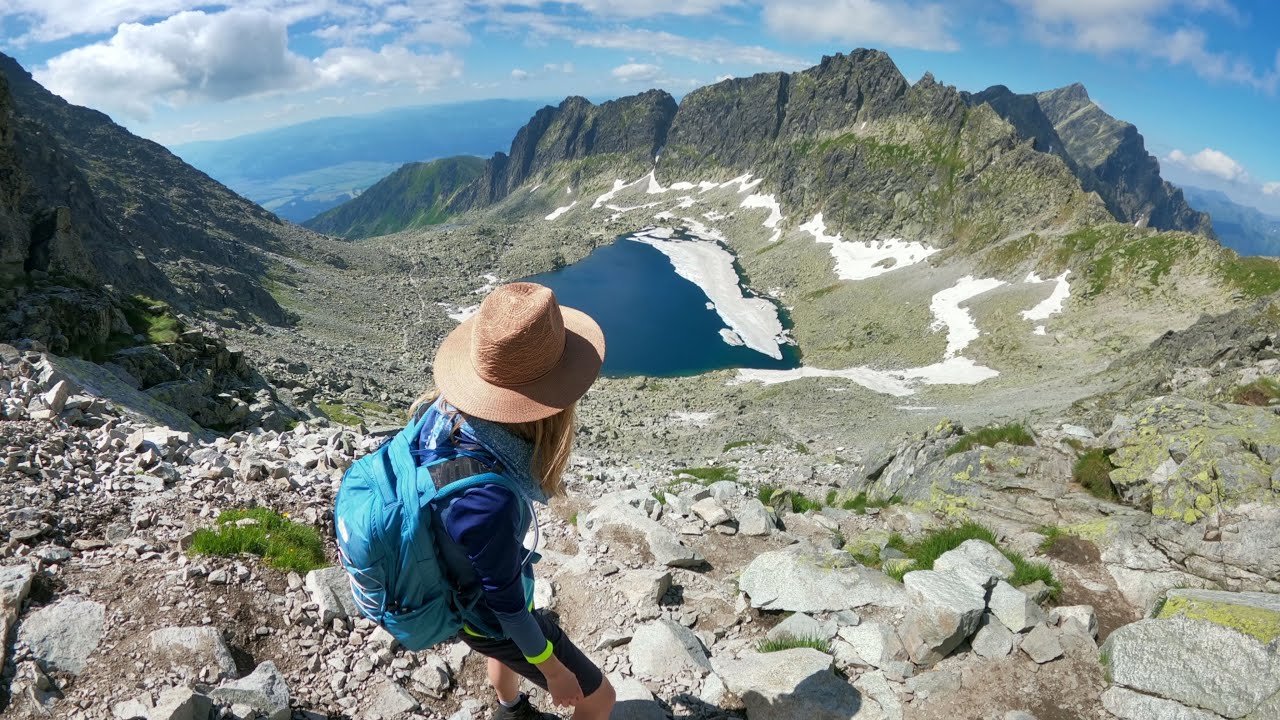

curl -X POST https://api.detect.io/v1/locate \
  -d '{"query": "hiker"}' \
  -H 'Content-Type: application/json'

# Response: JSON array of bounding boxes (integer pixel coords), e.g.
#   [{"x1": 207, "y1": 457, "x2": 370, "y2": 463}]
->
[{"x1": 336, "y1": 282, "x2": 613, "y2": 720}]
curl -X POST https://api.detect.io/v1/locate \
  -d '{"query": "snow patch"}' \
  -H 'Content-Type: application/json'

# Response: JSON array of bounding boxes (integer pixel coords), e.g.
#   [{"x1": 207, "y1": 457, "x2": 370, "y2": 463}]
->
[
  {"x1": 733, "y1": 357, "x2": 999, "y2": 396},
  {"x1": 719, "y1": 174, "x2": 762, "y2": 193},
  {"x1": 799, "y1": 213, "x2": 938, "y2": 281},
  {"x1": 545, "y1": 202, "x2": 577, "y2": 221},
  {"x1": 630, "y1": 228, "x2": 786, "y2": 359},
  {"x1": 592, "y1": 179, "x2": 633, "y2": 209},
  {"x1": 1021, "y1": 271, "x2": 1072, "y2": 322},
  {"x1": 720, "y1": 328, "x2": 745, "y2": 346},
  {"x1": 930, "y1": 276, "x2": 1006, "y2": 358},
  {"x1": 439, "y1": 303, "x2": 480, "y2": 323},
  {"x1": 671, "y1": 411, "x2": 717, "y2": 426},
  {"x1": 646, "y1": 170, "x2": 666, "y2": 194},
  {"x1": 740, "y1": 194, "x2": 784, "y2": 228}
]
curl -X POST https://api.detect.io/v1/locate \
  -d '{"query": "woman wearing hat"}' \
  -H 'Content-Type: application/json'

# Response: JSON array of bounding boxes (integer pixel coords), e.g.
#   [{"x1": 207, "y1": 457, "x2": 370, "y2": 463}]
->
[{"x1": 414, "y1": 282, "x2": 614, "y2": 720}]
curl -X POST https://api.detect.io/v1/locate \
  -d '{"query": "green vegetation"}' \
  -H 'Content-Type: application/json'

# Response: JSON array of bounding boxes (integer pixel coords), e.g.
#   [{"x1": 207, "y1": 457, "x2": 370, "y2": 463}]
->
[
  {"x1": 673, "y1": 466, "x2": 738, "y2": 484},
  {"x1": 305, "y1": 156, "x2": 485, "y2": 238},
  {"x1": 1156, "y1": 594, "x2": 1280, "y2": 643},
  {"x1": 317, "y1": 401, "x2": 362, "y2": 426},
  {"x1": 1231, "y1": 378, "x2": 1280, "y2": 406},
  {"x1": 793, "y1": 442, "x2": 810, "y2": 455},
  {"x1": 881, "y1": 521, "x2": 1061, "y2": 599},
  {"x1": 758, "y1": 484, "x2": 778, "y2": 505},
  {"x1": 122, "y1": 294, "x2": 181, "y2": 344},
  {"x1": 755, "y1": 635, "x2": 832, "y2": 654},
  {"x1": 1036, "y1": 525, "x2": 1067, "y2": 554},
  {"x1": 840, "y1": 492, "x2": 901, "y2": 514},
  {"x1": 804, "y1": 283, "x2": 842, "y2": 301},
  {"x1": 946, "y1": 423, "x2": 1035, "y2": 456},
  {"x1": 1073, "y1": 449, "x2": 1119, "y2": 501},
  {"x1": 189, "y1": 508, "x2": 326, "y2": 573},
  {"x1": 790, "y1": 492, "x2": 822, "y2": 514},
  {"x1": 1219, "y1": 255, "x2": 1280, "y2": 298}
]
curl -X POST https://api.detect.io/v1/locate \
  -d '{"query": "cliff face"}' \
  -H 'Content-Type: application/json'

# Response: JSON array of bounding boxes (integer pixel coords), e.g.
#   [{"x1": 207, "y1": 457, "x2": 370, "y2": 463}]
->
[
  {"x1": 1030, "y1": 83, "x2": 1214, "y2": 236},
  {"x1": 0, "y1": 52, "x2": 315, "y2": 325}
]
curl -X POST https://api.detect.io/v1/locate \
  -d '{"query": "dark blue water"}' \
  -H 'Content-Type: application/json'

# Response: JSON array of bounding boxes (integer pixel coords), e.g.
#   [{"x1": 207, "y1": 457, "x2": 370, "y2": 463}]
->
[{"x1": 525, "y1": 237, "x2": 801, "y2": 377}]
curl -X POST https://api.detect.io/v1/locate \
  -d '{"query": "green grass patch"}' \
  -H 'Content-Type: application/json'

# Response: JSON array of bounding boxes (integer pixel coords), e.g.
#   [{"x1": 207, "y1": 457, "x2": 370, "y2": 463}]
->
[
  {"x1": 883, "y1": 521, "x2": 1061, "y2": 599},
  {"x1": 791, "y1": 492, "x2": 822, "y2": 514},
  {"x1": 673, "y1": 466, "x2": 738, "y2": 484},
  {"x1": 946, "y1": 423, "x2": 1035, "y2": 456},
  {"x1": 838, "y1": 492, "x2": 902, "y2": 514},
  {"x1": 359, "y1": 401, "x2": 391, "y2": 414},
  {"x1": 804, "y1": 283, "x2": 842, "y2": 301},
  {"x1": 755, "y1": 635, "x2": 831, "y2": 654},
  {"x1": 317, "y1": 401, "x2": 362, "y2": 426},
  {"x1": 758, "y1": 484, "x2": 777, "y2": 505},
  {"x1": 189, "y1": 508, "x2": 326, "y2": 573},
  {"x1": 1036, "y1": 525, "x2": 1066, "y2": 554},
  {"x1": 121, "y1": 294, "x2": 181, "y2": 344},
  {"x1": 1219, "y1": 255, "x2": 1280, "y2": 298},
  {"x1": 1073, "y1": 449, "x2": 1119, "y2": 501},
  {"x1": 1231, "y1": 378, "x2": 1280, "y2": 406},
  {"x1": 793, "y1": 442, "x2": 810, "y2": 455}
]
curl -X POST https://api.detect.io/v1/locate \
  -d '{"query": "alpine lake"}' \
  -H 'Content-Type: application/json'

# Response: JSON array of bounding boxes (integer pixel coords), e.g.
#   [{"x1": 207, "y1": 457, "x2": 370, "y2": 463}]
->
[{"x1": 524, "y1": 233, "x2": 801, "y2": 377}]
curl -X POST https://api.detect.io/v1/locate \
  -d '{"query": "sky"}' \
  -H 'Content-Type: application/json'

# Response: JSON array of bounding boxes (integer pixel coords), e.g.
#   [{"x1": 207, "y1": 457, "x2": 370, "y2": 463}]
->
[{"x1": 1, "y1": 0, "x2": 1278, "y2": 215}]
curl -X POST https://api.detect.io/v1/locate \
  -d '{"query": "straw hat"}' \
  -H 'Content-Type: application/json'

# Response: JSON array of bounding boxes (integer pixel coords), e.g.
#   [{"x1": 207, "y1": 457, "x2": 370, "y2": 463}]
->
[{"x1": 433, "y1": 282, "x2": 605, "y2": 423}]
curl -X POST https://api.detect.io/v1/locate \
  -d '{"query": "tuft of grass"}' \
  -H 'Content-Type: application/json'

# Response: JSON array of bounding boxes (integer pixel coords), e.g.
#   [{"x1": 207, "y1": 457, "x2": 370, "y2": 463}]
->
[
  {"x1": 792, "y1": 442, "x2": 810, "y2": 455},
  {"x1": 1036, "y1": 525, "x2": 1066, "y2": 554},
  {"x1": 1231, "y1": 378, "x2": 1280, "y2": 406},
  {"x1": 1073, "y1": 449, "x2": 1119, "y2": 502},
  {"x1": 790, "y1": 492, "x2": 822, "y2": 513},
  {"x1": 652, "y1": 490, "x2": 667, "y2": 506},
  {"x1": 755, "y1": 635, "x2": 831, "y2": 654},
  {"x1": 568, "y1": 512, "x2": 578, "y2": 526},
  {"x1": 946, "y1": 423, "x2": 1035, "y2": 456},
  {"x1": 673, "y1": 466, "x2": 738, "y2": 484},
  {"x1": 825, "y1": 489, "x2": 839, "y2": 506},
  {"x1": 839, "y1": 492, "x2": 902, "y2": 515},
  {"x1": 758, "y1": 484, "x2": 777, "y2": 505},
  {"x1": 189, "y1": 508, "x2": 326, "y2": 573},
  {"x1": 122, "y1": 294, "x2": 182, "y2": 344},
  {"x1": 317, "y1": 401, "x2": 362, "y2": 426},
  {"x1": 883, "y1": 522, "x2": 1061, "y2": 599}
]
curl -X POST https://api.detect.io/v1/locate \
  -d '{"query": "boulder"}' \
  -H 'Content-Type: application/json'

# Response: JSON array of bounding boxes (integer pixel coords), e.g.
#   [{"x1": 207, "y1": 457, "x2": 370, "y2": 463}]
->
[
  {"x1": 836, "y1": 622, "x2": 906, "y2": 668},
  {"x1": 210, "y1": 661, "x2": 290, "y2": 720},
  {"x1": 617, "y1": 569, "x2": 672, "y2": 607},
  {"x1": 150, "y1": 686, "x2": 213, "y2": 720},
  {"x1": 305, "y1": 566, "x2": 361, "y2": 624},
  {"x1": 1020, "y1": 624, "x2": 1063, "y2": 664},
  {"x1": 932, "y1": 539, "x2": 1014, "y2": 590},
  {"x1": 971, "y1": 616, "x2": 1015, "y2": 659},
  {"x1": 0, "y1": 564, "x2": 35, "y2": 672},
  {"x1": 1103, "y1": 614, "x2": 1280, "y2": 718},
  {"x1": 364, "y1": 680, "x2": 419, "y2": 719},
  {"x1": 580, "y1": 501, "x2": 703, "y2": 568},
  {"x1": 900, "y1": 570, "x2": 986, "y2": 666},
  {"x1": 609, "y1": 674, "x2": 668, "y2": 720},
  {"x1": 148, "y1": 627, "x2": 238, "y2": 680},
  {"x1": 629, "y1": 619, "x2": 712, "y2": 680},
  {"x1": 1051, "y1": 605, "x2": 1098, "y2": 639},
  {"x1": 988, "y1": 581, "x2": 1045, "y2": 633},
  {"x1": 410, "y1": 656, "x2": 451, "y2": 698},
  {"x1": 17, "y1": 597, "x2": 106, "y2": 675},
  {"x1": 737, "y1": 499, "x2": 774, "y2": 536},
  {"x1": 740, "y1": 546, "x2": 904, "y2": 613},
  {"x1": 691, "y1": 497, "x2": 732, "y2": 526},
  {"x1": 714, "y1": 648, "x2": 864, "y2": 720},
  {"x1": 1101, "y1": 687, "x2": 1224, "y2": 720},
  {"x1": 768, "y1": 612, "x2": 838, "y2": 643}
]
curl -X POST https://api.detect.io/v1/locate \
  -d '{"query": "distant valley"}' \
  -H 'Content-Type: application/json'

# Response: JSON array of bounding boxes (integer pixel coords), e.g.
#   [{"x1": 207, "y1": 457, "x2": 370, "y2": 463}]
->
[
  {"x1": 170, "y1": 99, "x2": 549, "y2": 221},
  {"x1": 1180, "y1": 185, "x2": 1280, "y2": 257}
]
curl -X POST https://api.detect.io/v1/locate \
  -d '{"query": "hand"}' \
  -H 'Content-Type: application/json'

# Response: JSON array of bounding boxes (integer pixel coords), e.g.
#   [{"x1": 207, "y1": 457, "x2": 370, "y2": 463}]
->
[{"x1": 542, "y1": 658, "x2": 584, "y2": 708}]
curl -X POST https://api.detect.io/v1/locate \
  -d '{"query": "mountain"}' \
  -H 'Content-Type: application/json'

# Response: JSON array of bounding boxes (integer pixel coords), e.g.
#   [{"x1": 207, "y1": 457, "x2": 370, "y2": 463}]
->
[
  {"x1": 1179, "y1": 185, "x2": 1280, "y2": 257},
  {"x1": 303, "y1": 156, "x2": 485, "y2": 238},
  {"x1": 1031, "y1": 84, "x2": 1214, "y2": 236},
  {"x1": 0, "y1": 52, "x2": 321, "y2": 340},
  {"x1": 171, "y1": 100, "x2": 548, "y2": 221}
]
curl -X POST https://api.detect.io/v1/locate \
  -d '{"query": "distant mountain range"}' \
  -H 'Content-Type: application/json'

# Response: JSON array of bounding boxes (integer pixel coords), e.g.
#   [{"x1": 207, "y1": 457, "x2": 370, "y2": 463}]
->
[
  {"x1": 304, "y1": 156, "x2": 485, "y2": 238},
  {"x1": 170, "y1": 99, "x2": 549, "y2": 222},
  {"x1": 1179, "y1": 186, "x2": 1280, "y2": 257}
]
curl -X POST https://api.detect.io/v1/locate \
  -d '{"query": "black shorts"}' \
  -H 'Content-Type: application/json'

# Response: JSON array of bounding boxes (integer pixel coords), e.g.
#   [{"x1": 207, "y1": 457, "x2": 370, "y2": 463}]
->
[{"x1": 457, "y1": 610, "x2": 604, "y2": 697}]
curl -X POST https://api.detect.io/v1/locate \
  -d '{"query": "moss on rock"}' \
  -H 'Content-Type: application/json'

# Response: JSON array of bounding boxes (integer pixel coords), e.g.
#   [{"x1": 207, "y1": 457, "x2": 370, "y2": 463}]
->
[{"x1": 1156, "y1": 589, "x2": 1280, "y2": 644}]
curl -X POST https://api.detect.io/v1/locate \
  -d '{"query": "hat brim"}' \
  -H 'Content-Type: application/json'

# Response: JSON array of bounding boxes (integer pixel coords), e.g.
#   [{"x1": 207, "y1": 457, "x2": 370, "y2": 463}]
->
[{"x1": 433, "y1": 306, "x2": 606, "y2": 423}]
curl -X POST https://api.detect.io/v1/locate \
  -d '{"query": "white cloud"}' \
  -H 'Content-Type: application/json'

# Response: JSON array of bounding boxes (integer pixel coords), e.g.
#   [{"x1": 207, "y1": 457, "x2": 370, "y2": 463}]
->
[
  {"x1": 611, "y1": 62, "x2": 662, "y2": 82},
  {"x1": 543, "y1": 62, "x2": 575, "y2": 73},
  {"x1": 570, "y1": 0, "x2": 741, "y2": 17},
  {"x1": 573, "y1": 28, "x2": 808, "y2": 68},
  {"x1": 34, "y1": 9, "x2": 462, "y2": 120},
  {"x1": 1264, "y1": 182, "x2": 1280, "y2": 197},
  {"x1": 510, "y1": 68, "x2": 530, "y2": 81},
  {"x1": 1008, "y1": 0, "x2": 1278, "y2": 92},
  {"x1": 1167, "y1": 148, "x2": 1250, "y2": 183},
  {"x1": 761, "y1": 0, "x2": 958, "y2": 52}
]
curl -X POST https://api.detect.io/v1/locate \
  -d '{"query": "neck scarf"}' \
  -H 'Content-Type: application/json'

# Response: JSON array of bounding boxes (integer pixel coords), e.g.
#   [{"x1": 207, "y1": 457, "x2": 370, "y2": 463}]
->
[{"x1": 416, "y1": 398, "x2": 550, "y2": 505}]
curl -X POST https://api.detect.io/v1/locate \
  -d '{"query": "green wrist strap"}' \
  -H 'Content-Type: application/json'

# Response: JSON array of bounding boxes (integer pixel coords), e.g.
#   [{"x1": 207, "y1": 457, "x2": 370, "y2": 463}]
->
[{"x1": 526, "y1": 640, "x2": 554, "y2": 665}]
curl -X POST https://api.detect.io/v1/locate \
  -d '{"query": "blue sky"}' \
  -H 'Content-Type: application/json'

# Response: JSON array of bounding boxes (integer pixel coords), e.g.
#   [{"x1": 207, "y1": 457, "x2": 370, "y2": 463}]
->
[{"x1": 2, "y1": 0, "x2": 1278, "y2": 214}]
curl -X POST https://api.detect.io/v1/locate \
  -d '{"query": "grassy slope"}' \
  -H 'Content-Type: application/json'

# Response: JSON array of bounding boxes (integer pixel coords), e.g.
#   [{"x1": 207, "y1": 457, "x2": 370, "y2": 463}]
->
[{"x1": 304, "y1": 156, "x2": 486, "y2": 239}]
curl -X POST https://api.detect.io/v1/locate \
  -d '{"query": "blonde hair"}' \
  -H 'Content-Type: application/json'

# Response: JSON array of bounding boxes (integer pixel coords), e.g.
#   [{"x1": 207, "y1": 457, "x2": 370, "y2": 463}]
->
[{"x1": 410, "y1": 390, "x2": 576, "y2": 498}]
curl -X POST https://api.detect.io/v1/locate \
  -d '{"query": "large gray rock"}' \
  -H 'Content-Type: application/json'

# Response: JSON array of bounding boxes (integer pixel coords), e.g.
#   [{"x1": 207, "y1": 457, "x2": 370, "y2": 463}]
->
[
  {"x1": 150, "y1": 686, "x2": 213, "y2": 720},
  {"x1": 305, "y1": 566, "x2": 361, "y2": 624},
  {"x1": 210, "y1": 661, "x2": 290, "y2": 720},
  {"x1": 1020, "y1": 624, "x2": 1063, "y2": 664},
  {"x1": 740, "y1": 546, "x2": 904, "y2": 613},
  {"x1": 769, "y1": 612, "x2": 838, "y2": 643},
  {"x1": 0, "y1": 564, "x2": 35, "y2": 673},
  {"x1": 1103, "y1": 615, "x2": 1280, "y2": 718},
  {"x1": 933, "y1": 539, "x2": 1014, "y2": 590},
  {"x1": 971, "y1": 616, "x2": 1015, "y2": 659},
  {"x1": 691, "y1": 497, "x2": 732, "y2": 526},
  {"x1": 837, "y1": 622, "x2": 906, "y2": 668},
  {"x1": 617, "y1": 569, "x2": 672, "y2": 607},
  {"x1": 988, "y1": 581, "x2": 1045, "y2": 633},
  {"x1": 580, "y1": 501, "x2": 703, "y2": 567},
  {"x1": 148, "y1": 627, "x2": 238, "y2": 680},
  {"x1": 714, "y1": 648, "x2": 867, "y2": 720},
  {"x1": 364, "y1": 680, "x2": 419, "y2": 719},
  {"x1": 1101, "y1": 687, "x2": 1225, "y2": 720},
  {"x1": 737, "y1": 498, "x2": 774, "y2": 536},
  {"x1": 900, "y1": 570, "x2": 986, "y2": 666},
  {"x1": 609, "y1": 674, "x2": 668, "y2": 720},
  {"x1": 629, "y1": 619, "x2": 712, "y2": 680},
  {"x1": 1051, "y1": 605, "x2": 1099, "y2": 639},
  {"x1": 17, "y1": 598, "x2": 106, "y2": 675}
]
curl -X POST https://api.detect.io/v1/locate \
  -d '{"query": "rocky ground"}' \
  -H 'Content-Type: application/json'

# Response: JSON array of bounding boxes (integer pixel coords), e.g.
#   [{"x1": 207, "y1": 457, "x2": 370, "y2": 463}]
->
[{"x1": 2, "y1": 279, "x2": 1279, "y2": 719}]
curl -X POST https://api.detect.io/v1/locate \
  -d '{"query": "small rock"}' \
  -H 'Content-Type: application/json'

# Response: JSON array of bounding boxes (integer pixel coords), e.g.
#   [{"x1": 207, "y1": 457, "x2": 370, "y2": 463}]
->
[
  {"x1": 629, "y1": 619, "x2": 712, "y2": 680},
  {"x1": 1021, "y1": 624, "x2": 1063, "y2": 664},
  {"x1": 988, "y1": 581, "x2": 1045, "y2": 633},
  {"x1": 210, "y1": 661, "x2": 290, "y2": 720}
]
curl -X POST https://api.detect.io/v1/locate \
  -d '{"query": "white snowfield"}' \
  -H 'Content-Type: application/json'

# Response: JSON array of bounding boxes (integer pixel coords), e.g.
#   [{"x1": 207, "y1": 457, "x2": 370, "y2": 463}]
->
[
  {"x1": 545, "y1": 202, "x2": 577, "y2": 221},
  {"x1": 440, "y1": 303, "x2": 480, "y2": 323},
  {"x1": 1022, "y1": 271, "x2": 1072, "y2": 335},
  {"x1": 630, "y1": 227, "x2": 787, "y2": 360},
  {"x1": 740, "y1": 193, "x2": 784, "y2": 229},
  {"x1": 799, "y1": 213, "x2": 939, "y2": 281},
  {"x1": 932, "y1": 276, "x2": 1008, "y2": 358}
]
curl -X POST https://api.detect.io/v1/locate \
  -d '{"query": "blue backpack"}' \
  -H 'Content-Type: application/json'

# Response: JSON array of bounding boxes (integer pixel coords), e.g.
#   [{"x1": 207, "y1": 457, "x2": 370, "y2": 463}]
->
[{"x1": 333, "y1": 411, "x2": 525, "y2": 651}]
